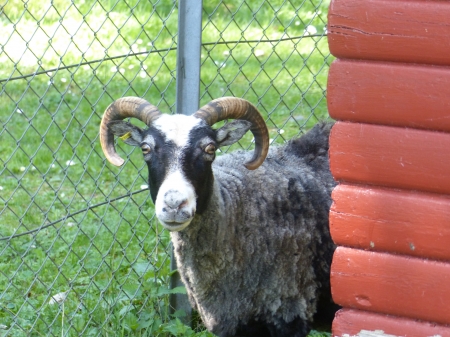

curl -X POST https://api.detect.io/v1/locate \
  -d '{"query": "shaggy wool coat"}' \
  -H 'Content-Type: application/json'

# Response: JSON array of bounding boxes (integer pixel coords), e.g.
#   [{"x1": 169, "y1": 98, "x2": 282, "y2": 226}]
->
[{"x1": 170, "y1": 122, "x2": 336, "y2": 337}]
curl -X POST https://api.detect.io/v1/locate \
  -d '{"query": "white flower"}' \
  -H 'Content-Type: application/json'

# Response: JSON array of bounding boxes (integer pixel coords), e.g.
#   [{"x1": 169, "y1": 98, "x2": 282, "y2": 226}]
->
[
  {"x1": 65, "y1": 160, "x2": 76, "y2": 166},
  {"x1": 67, "y1": 222, "x2": 76, "y2": 227},
  {"x1": 137, "y1": 39, "x2": 143, "y2": 45},
  {"x1": 48, "y1": 291, "x2": 69, "y2": 305},
  {"x1": 16, "y1": 108, "x2": 23, "y2": 114},
  {"x1": 254, "y1": 49, "x2": 265, "y2": 57},
  {"x1": 214, "y1": 61, "x2": 227, "y2": 68},
  {"x1": 0, "y1": 324, "x2": 7, "y2": 330},
  {"x1": 139, "y1": 71, "x2": 146, "y2": 78},
  {"x1": 110, "y1": 66, "x2": 118, "y2": 73},
  {"x1": 20, "y1": 166, "x2": 26, "y2": 172},
  {"x1": 140, "y1": 184, "x2": 149, "y2": 190},
  {"x1": 223, "y1": 50, "x2": 230, "y2": 56},
  {"x1": 305, "y1": 25, "x2": 318, "y2": 36},
  {"x1": 61, "y1": 78, "x2": 67, "y2": 83},
  {"x1": 0, "y1": 186, "x2": 3, "y2": 191}
]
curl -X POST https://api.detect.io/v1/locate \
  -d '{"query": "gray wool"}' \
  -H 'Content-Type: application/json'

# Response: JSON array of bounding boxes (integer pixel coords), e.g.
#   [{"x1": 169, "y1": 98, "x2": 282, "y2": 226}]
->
[{"x1": 170, "y1": 122, "x2": 336, "y2": 337}]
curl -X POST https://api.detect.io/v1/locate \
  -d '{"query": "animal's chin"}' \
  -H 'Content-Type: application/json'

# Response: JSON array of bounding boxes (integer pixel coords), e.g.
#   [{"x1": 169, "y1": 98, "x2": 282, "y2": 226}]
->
[{"x1": 159, "y1": 219, "x2": 193, "y2": 232}]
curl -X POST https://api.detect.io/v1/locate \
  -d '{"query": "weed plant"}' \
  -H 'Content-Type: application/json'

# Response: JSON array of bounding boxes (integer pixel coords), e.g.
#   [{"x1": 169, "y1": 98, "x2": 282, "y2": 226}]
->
[{"x1": 0, "y1": 0, "x2": 332, "y2": 336}]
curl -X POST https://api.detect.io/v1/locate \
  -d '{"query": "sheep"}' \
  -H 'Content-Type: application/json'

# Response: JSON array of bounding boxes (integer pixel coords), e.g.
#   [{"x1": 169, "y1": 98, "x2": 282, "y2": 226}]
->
[{"x1": 99, "y1": 96, "x2": 338, "y2": 337}]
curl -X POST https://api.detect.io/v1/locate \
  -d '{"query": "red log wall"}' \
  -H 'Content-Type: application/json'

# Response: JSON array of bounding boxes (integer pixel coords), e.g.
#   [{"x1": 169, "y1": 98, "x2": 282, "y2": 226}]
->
[{"x1": 327, "y1": 0, "x2": 450, "y2": 335}]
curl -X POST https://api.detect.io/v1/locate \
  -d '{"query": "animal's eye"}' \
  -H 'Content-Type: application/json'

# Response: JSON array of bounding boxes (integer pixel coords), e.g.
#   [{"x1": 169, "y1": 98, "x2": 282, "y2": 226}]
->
[
  {"x1": 204, "y1": 144, "x2": 216, "y2": 155},
  {"x1": 141, "y1": 143, "x2": 151, "y2": 155}
]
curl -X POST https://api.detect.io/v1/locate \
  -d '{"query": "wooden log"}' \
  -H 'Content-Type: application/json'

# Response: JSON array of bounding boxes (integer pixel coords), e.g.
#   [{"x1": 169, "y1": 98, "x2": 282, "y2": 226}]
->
[
  {"x1": 330, "y1": 184, "x2": 450, "y2": 261},
  {"x1": 327, "y1": 59, "x2": 450, "y2": 133},
  {"x1": 329, "y1": 122, "x2": 450, "y2": 194},
  {"x1": 328, "y1": 0, "x2": 450, "y2": 66},
  {"x1": 333, "y1": 308, "x2": 450, "y2": 337},
  {"x1": 331, "y1": 247, "x2": 450, "y2": 325}
]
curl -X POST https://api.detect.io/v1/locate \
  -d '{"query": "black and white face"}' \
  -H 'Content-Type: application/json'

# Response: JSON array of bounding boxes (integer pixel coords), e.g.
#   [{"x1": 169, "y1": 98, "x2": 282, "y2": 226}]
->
[
  {"x1": 145, "y1": 115, "x2": 217, "y2": 231},
  {"x1": 108, "y1": 115, "x2": 251, "y2": 231}
]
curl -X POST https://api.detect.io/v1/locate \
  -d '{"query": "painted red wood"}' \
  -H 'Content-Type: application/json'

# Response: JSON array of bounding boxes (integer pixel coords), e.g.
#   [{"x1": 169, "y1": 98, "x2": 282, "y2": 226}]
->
[
  {"x1": 329, "y1": 122, "x2": 450, "y2": 194},
  {"x1": 331, "y1": 247, "x2": 450, "y2": 325},
  {"x1": 333, "y1": 308, "x2": 450, "y2": 337},
  {"x1": 330, "y1": 184, "x2": 450, "y2": 261},
  {"x1": 328, "y1": 0, "x2": 450, "y2": 66},
  {"x1": 327, "y1": 59, "x2": 450, "y2": 133}
]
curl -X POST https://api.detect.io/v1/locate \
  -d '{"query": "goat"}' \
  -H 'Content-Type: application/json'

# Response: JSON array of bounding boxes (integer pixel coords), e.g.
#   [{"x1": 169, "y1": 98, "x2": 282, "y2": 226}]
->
[{"x1": 99, "y1": 96, "x2": 337, "y2": 337}]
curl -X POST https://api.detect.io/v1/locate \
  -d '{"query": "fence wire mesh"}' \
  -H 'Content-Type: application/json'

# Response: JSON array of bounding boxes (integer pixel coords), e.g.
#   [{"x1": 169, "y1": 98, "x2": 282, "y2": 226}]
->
[{"x1": 0, "y1": 0, "x2": 331, "y2": 336}]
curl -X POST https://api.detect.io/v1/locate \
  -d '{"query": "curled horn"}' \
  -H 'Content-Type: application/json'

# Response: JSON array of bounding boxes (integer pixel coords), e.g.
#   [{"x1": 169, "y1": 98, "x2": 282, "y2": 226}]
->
[
  {"x1": 99, "y1": 96, "x2": 162, "y2": 166},
  {"x1": 193, "y1": 97, "x2": 269, "y2": 170}
]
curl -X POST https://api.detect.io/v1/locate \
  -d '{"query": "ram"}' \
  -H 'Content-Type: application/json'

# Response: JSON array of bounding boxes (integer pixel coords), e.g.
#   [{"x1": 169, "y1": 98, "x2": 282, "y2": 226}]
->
[{"x1": 99, "y1": 96, "x2": 337, "y2": 337}]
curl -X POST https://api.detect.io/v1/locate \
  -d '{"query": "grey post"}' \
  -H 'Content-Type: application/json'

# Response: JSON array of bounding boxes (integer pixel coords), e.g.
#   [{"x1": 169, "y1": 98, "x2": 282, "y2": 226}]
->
[
  {"x1": 175, "y1": 0, "x2": 203, "y2": 116},
  {"x1": 170, "y1": 0, "x2": 203, "y2": 324}
]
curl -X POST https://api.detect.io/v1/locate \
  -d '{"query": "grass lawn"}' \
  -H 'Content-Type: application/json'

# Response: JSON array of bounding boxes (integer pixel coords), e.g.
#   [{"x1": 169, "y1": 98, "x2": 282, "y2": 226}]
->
[{"x1": 0, "y1": 0, "x2": 332, "y2": 335}]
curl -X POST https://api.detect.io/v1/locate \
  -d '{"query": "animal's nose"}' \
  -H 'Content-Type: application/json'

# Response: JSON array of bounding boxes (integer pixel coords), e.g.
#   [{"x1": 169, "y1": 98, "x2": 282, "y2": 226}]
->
[{"x1": 164, "y1": 190, "x2": 187, "y2": 210}]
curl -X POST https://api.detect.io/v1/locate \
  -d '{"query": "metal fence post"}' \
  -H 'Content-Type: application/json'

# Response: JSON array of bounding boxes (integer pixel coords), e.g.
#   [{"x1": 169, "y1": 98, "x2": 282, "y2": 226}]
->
[
  {"x1": 170, "y1": 0, "x2": 203, "y2": 324},
  {"x1": 175, "y1": 0, "x2": 203, "y2": 116}
]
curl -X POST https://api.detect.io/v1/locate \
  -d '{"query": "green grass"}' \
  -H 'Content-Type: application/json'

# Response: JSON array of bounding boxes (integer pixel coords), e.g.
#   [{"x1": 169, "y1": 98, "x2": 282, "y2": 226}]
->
[{"x1": 0, "y1": 0, "x2": 333, "y2": 336}]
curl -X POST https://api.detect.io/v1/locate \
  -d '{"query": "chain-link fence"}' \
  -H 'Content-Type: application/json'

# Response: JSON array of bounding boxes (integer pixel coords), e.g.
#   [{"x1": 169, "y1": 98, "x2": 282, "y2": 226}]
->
[{"x1": 0, "y1": 0, "x2": 331, "y2": 336}]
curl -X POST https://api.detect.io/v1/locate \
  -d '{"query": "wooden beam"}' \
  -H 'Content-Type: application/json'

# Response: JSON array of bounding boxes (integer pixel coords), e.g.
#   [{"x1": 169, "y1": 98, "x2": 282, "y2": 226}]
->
[
  {"x1": 333, "y1": 308, "x2": 450, "y2": 337},
  {"x1": 331, "y1": 247, "x2": 450, "y2": 325},
  {"x1": 328, "y1": 0, "x2": 450, "y2": 65},
  {"x1": 330, "y1": 184, "x2": 450, "y2": 261},
  {"x1": 327, "y1": 59, "x2": 450, "y2": 133},
  {"x1": 329, "y1": 122, "x2": 450, "y2": 194}
]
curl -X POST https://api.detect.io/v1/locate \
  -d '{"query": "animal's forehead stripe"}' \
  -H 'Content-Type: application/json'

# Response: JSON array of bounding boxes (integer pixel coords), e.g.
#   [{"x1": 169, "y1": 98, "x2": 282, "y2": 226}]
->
[{"x1": 152, "y1": 115, "x2": 203, "y2": 147}]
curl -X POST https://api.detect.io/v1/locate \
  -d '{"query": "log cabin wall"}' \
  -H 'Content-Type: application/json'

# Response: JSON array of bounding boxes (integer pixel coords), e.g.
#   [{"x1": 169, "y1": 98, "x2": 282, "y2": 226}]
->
[{"x1": 326, "y1": 0, "x2": 450, "y2": 336}]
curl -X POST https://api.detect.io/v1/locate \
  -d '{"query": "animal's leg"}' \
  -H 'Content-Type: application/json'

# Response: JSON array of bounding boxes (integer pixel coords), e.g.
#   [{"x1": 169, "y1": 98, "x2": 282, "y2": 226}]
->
[
  {"x1": 267, "y1": 316, "x2": 310, "y2": 337},
  {"x1": 233, "y1": 318, "x2": 273, "y2": 337}
]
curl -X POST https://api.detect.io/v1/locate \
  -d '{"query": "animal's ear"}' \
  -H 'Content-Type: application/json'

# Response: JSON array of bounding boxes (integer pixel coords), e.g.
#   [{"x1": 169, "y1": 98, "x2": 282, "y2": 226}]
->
[
  {"x1": 216, "y1": 120, "x2": 252, "y2": 147},
  {"x1": 107, "y1": 120, "x2": 143, "y2": 147}
]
